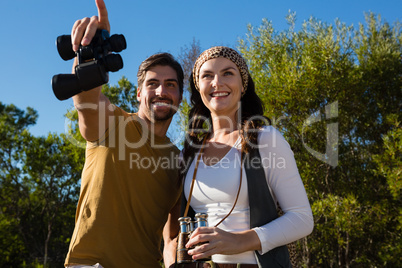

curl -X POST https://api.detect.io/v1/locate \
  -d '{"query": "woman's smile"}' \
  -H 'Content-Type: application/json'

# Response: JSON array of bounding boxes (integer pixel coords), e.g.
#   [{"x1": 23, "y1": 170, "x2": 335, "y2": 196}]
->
[{"x1": 210, "y1": 91, "x2": 230, "y2": 98}]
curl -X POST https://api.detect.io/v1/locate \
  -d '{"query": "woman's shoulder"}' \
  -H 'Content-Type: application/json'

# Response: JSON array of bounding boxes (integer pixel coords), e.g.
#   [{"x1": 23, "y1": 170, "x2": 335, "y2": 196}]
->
[
  {"x1": 257, "y1": 126, "x2": 290, "y2": 149},
  {"x1": 259, "y1": 125, "x2": 277, "y2": 134},
  {"x1": 258, "y1": 125, "x2": 282, "y2": 140}
]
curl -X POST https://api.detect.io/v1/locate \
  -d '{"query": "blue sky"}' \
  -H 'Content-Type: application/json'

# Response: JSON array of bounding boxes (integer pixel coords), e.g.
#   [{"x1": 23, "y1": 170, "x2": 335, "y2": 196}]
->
[{"x1": 0, "y1": 0, "x2": 400, "y2": 138}]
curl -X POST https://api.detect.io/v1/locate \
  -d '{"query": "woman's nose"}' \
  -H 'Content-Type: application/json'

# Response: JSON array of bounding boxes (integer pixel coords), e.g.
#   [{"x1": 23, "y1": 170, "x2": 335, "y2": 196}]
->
[{"x1": 212, "y1": 74, "x2": 223, "y2": 89}]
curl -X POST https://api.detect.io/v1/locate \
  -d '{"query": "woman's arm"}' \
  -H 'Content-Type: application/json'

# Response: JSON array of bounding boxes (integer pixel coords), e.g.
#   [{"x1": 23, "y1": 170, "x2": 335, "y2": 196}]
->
[
  {"x1": 253, "y1": 126, "x2": 314, "y2": 254},
  {"x1": 186, "y1": 227, "x2": 261, "y2": 261}
]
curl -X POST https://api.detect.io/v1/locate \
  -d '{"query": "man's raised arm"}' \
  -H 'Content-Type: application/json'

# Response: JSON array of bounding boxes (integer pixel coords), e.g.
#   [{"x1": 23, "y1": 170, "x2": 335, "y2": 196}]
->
[{"x1": 71, "y1": 0, "x2": 113, "y2": 142}]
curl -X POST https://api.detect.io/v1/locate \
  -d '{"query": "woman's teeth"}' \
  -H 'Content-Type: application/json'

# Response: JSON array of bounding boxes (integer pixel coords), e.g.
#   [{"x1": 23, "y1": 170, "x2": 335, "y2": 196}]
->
[{"x1": 211, "y1": 92, "x2": 229, "y2": 97}]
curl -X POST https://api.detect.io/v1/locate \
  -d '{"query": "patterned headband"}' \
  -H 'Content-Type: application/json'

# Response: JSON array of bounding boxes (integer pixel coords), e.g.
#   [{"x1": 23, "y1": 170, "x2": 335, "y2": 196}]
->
[{"x1": 192, "y1": 46, "x2": 249, "y2": 94}]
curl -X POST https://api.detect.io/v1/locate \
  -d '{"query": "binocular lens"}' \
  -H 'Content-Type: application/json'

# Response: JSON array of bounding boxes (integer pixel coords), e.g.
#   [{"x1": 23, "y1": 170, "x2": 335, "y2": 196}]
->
[
  {"x1": 52, "y1": 74, "x2": 80, "y2": 101},
  {"x1": 56, "y1": 35, "x2": 76, "y2": 61},
  {"x1": 109, "y1": 34, "x2": 127, "y2": 52},
  {"x1": 104, "y1": 54, "x2": 123, "y2": 72}
]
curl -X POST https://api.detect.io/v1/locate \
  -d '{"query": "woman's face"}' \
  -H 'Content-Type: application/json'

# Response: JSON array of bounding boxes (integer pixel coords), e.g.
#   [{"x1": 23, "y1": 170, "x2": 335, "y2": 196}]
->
[{"x1": 198, "y1": 57, "x2": 243, "y2": 118}]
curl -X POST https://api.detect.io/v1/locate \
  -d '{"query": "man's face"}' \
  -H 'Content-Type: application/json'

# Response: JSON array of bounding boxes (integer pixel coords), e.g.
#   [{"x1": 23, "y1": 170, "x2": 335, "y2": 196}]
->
[{"x1": 137, "y1": 65, "x2": 182, "y2": 123}]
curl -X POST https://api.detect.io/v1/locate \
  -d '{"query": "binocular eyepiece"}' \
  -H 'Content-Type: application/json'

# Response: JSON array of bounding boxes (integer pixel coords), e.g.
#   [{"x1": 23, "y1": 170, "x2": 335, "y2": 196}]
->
[{"x1": 52, "y1": 29, "x2": 126, "y2": 100}]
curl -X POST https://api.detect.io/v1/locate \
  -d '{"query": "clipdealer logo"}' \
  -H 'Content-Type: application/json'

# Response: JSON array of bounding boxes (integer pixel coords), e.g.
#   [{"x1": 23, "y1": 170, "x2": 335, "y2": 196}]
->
[
  {"x1": 129, "y1": 152, "x2": 181, "y2": 173},
  {"x1": 302, "y1": 101, "x2": 339, "y2": 167},
  {"x1": 64, "y1": 101, "x2": 339, "y2": 167}
]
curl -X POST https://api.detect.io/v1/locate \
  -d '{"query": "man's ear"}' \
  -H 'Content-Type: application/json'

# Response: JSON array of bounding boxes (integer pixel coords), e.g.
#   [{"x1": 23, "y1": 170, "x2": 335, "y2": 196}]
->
[{"x1": 137, "y1": 87, "x2": 141, "y2": 101}]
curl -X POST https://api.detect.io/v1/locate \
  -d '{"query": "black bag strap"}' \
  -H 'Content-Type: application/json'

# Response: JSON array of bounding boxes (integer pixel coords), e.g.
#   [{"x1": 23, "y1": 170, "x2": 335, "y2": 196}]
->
[
  {"x1": 245, "y1": 147, "x2": 291, "y2": 268},
  {"x1": 244, "y1": 148, "x2": 278, "y2": 227}
]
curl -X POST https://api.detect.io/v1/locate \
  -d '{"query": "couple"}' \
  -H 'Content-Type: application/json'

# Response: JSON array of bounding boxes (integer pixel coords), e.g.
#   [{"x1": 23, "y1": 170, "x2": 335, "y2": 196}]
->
[{"x1": 64, "y1": 1, "x2": 313, "y2": 267}]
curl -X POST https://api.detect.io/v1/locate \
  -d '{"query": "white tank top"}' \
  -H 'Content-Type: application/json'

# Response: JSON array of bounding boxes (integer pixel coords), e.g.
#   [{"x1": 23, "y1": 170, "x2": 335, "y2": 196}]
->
[{"x1": 184, "y1": 137, "x2": 257, "y2": 264}]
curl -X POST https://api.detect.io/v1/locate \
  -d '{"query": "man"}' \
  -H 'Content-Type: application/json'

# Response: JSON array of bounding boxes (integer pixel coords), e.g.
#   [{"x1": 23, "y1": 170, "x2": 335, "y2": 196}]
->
[{"x1": 64, "y1": 0, "x2": 182, "y2": 267}]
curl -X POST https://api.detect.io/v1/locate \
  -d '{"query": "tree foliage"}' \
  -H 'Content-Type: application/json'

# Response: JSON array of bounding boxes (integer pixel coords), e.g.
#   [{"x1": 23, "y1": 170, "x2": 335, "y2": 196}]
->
[
  {"x1": 176, "y1": 38, "x2": 203, "y2": 145},
  {"x1": 0, "y1": 102, "x2": 84, "y2": 267},
  {"x1": 102, "y1": 76, "x2": 138, "y2": 113},
  {"x1": 239, "y1": 12, "x2": 401, "y2": 267}
]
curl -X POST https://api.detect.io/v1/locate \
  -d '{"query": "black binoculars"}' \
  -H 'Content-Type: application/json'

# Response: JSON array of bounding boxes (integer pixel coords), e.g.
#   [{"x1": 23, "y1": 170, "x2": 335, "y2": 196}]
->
[
  {"x1": 177, "y1": 213, "x2": 211, "y2": 264},
  {"x1": 52, "y1": 29, "x2": 126, "y2": 100}
]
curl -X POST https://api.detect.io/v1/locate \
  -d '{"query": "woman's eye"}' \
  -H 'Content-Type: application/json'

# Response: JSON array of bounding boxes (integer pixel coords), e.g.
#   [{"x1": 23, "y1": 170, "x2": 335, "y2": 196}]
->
[{"x1": 224, "y1": 71, "x2": 234, "y2": 76}]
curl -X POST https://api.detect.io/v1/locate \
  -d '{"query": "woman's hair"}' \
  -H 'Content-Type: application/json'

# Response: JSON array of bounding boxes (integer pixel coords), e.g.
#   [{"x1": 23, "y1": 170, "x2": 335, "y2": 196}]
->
[{"x1": 182, "y1": 69, "x2": 270, "y2": 175}]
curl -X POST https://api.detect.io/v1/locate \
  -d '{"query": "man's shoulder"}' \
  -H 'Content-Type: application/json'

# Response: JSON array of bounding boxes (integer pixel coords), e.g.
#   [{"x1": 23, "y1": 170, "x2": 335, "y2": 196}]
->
[{"x1": 154, "y1": 141, "x2": 180, "y2": 154}]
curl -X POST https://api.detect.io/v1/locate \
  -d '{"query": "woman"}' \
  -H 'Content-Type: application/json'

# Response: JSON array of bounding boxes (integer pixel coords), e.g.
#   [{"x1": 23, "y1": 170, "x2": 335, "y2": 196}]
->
[{"x1": 178, "y1": 46, "x2": 313, "y2": 268}]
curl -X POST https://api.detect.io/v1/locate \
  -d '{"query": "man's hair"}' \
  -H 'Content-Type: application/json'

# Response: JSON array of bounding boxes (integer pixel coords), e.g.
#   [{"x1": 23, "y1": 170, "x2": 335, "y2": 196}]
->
[{"x1": 137, "y1": 52, "x2": 184, "y2": 94}]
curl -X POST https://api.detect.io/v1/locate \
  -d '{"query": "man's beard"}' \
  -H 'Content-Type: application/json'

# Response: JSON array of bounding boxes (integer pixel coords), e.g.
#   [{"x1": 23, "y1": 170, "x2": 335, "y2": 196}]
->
[
  {"x1": 151, "y1": 108, "x2": 175, "y2": 122},
  {"x1": 148, "y1": 98, "x2": 177, "y2": 122}
]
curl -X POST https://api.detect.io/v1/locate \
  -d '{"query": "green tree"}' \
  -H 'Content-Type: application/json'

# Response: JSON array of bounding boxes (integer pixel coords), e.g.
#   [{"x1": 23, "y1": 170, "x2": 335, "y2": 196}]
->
[
  {"x1": 0, "y1": 102, "x2": 84, "y2": 267},
  {"x1": 239, "y1": 12, "x2": 401, "y2": 267},
  {"x1": 23, "y1": 133, "x2": 83, "y2": 266},
  {"x1": 102, "y1": 76, "x2": 138, "y2": 113},
  {"x1": 176, "y1": 38, "x2": 202, "y2": 146},
  {"x1": 0, "y1": 103, "x2": 37, "y2": 266}
]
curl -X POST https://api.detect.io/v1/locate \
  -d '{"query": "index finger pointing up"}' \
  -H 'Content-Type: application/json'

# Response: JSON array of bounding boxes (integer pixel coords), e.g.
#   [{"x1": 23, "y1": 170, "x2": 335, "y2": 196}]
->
[{"x1": 95, "y1": 0, "x2": 110, "y2": 32}]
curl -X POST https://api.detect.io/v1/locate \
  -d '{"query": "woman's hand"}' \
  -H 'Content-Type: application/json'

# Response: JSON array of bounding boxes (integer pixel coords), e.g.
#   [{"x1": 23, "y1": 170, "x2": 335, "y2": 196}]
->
[{"x1": 186, "y1": 227, "x2": 262, "y2": 260}]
